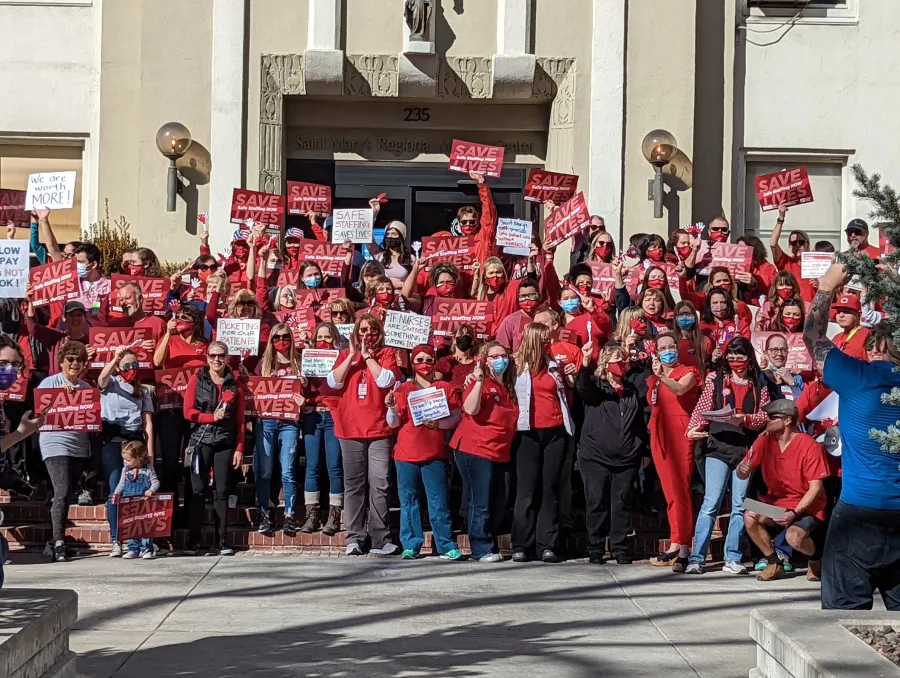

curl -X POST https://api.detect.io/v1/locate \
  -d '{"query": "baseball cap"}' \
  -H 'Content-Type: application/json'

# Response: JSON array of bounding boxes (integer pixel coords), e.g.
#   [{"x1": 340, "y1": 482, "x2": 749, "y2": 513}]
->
[
  {"x1": 831, "y1": 294, "x2": 861, "y2": 313},
  {"x1": 762, "y1": 399, "x2": 798, "y2": 420},
  {"x1": 845, "y1": 218, "x2": 868, "y2": 234},
  {"x1": 64, "y1": 301, "x2": 87, "y2": 315}
]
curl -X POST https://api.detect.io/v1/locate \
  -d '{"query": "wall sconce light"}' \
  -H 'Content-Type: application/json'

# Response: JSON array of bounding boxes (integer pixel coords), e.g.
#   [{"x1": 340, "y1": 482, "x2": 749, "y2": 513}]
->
[
  {"x1": 642, "y1": 129, "x2": 678, "y2": 219},
  {"x1": 155, "y1": 122, "x2": 193, "y2": 212}
]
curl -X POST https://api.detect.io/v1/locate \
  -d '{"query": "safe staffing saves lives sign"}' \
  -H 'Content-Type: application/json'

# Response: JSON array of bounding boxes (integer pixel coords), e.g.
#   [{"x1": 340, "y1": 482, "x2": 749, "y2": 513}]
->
[
  {"x1": 754, "y1": 167, "x2": 814, "y2": 211},
  {"x1": 448, "y1": 139, "x2": 505, "y2": 178},
  {"x1": 230, "y1": 189, "x2": 285, "y2": 236}
]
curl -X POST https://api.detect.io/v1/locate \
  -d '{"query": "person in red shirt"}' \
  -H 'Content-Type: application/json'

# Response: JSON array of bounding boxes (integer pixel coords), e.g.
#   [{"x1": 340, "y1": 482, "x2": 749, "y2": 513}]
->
[
  {"x1": 450, "y1": 341, "x2": 518, "y2": 562},
  {"x1": 182, "y1": 341, "x2": 246, "y2": 555},
  {"x1": 844, "y1": 218, "x2": 881, "y2": 260},
  {"x1": 769, "y1": 205, "x2": 816, "y2": 303},
  {"x1": 647, "y1": 332, "x2": 699, "y2": 572},
  {"x1": 739, "y1": 399, "x2": 828, "y2": 582},
  {"x1": 831, "y1": 293, "x2": 869, "y2": 360},
  {"x1": 386, "y1": 344, "x2": 463, "y2": 560},
  {"x1": 452, "y1": 171, "x2": 497, "y2": 266},
  {"x1": 199, "y1": 228, "x2": 250, "y2": 287},
  {"x1": 736, "y1": 235, "x2": 777, "y2": 304},
  {"x1": 672, "y1": 301, "x2": 710, "y2": 379},
  {"x1": 534, "y1": 307, "x2": 583, "y2": 371},
  {"x1": 687, "y1": 267, "x2": 754, "y2": 329},
  {"x1": 558, "y1": 286, "x2": 612, "y2": 360},
  {"x1": 435, "y1": 324, "x2": 478, "y2": 395},
  {"x1": 495, "y1": 279, "x2": 542, "y2": 350},
  {"x1": 755, "y1": 271, "x2": 803, "y2": 331},
  {"x1": 699, "y1": 288, "x2": 750, "y2": 356},
  {"x1": 770, "y1": 297, "x2": 805, "y2": 335},
  {"x1": 327, "y1": 313, "x2": 400, "y2": 556},
  {"x1": 509, "y1": 323, "x2": 576, "y2": 563}
]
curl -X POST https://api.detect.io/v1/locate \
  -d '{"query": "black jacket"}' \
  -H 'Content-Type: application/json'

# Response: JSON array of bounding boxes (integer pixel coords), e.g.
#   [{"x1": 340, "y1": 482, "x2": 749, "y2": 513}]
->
[
  {"x1": 575, "y1": 367, "x2": 644, "y2": 468},
  {"x1": 188, "y1": 366, "x2": 239, "y2": 450}
]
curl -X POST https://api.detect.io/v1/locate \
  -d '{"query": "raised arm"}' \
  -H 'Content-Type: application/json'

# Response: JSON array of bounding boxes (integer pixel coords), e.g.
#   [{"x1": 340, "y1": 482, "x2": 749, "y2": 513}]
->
[
  {"x1": 769, "y1": 204, "x2": 788, "y2": 263},
  {"x1": 36, "y1": 210, "x2": 63, "y2": 262},
  {"x1": 28, "y1": 217, "x2": 48, "y2": 264},
  {"x1": 803, "y1": 263, "x2": 850, "y2": 365}
]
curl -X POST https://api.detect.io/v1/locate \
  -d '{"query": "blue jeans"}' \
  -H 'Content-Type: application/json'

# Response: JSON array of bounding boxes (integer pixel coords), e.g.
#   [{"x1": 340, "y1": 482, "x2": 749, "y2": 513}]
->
[
  {"x1": 396, "y1": 460, "x2": 457, "y2": 555},
  {"x1": 302, "y1": 411, "x2": 343, "y2": 504},
  {"x1": 101, "y1": 441, "x2": 124, "y2": 542},
  {"x1": 454, "y1": 450, "x2": 499, "y2": 559},
  {"x1": 690, "y1": 456, "x2": 750, "y2": 565},
  {"x1": 254, "y1": 419, "x2": 300, "y2": 516},
  {"x1": 127, "y1": 537, "x2": 153, "y2": 554}
]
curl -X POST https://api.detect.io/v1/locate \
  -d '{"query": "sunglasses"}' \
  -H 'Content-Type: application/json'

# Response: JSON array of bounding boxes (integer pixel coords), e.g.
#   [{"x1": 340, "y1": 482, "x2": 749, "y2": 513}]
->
[
  {"x1": 413, "y1": 358, "x2": 435, "y2": 364},
  {"x1": 64, "y1": 356, "x2": 85, "y2": 365},
  {"x1": 710, "y1": 227, "x2": 729, "y2": 233},
  {"x1": 519, "y1": 294, "x2": 540, "y2": 302},
  {"x1": 846, "y1": 229, "x2": 864, "y2": 236},
  {"x1": 236, "y1": 301, "x2": 255, "y2": 307},
  {"x1": 272, "y1": 333, "x2": 292, "y2": 341},
  {"x1": 789, "y1": 239, "x2": 807, "y2": 247},
  {"x1": 121, "y1": 362, "x2": 140, "y2": 371},
  {"x1": 459, "y1": 219, "x2": 478, "y2": 226},
  {"x1": 207, "y1": 353, "x2": 227, "y2": 361},
  {"x1": 197, "y1": 264, "x2": 219, "y2": 272},
  {"x1": 176, "y1": 314, "x2": 193, "y2": 322},
  {"x1": 358, "y1": 328, "x2": 378, "y2": 335}
]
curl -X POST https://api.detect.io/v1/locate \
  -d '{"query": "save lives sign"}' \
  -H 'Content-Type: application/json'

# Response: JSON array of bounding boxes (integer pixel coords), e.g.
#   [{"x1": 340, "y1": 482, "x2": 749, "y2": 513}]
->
[
  {"x1": 230, "y1": 189, "x2": 285, "y2": 236},
  {"x1": 0, "y1": 189, "x2": 28, "y2": 228},
  {"x1": 35, "y1": 387, "x2": 102, "y2": 432},
  {"x1": 29, "y1": 258, "x2": 80, "y2": 307},
  {"x1": 287, "y1": 181, "x2": 332, "y2": 215},
  {"x1": 544, "y1": 192, "x2": 590, "y2": 248},
  {"x1": 754, "y1": 167, "x2": 814, "y2": 211},
  {"x1": 88, "y1": 327, "x2": 153, "y2": 370},
  {"x1": 110, "y1": 274, "x2": 169, "y2": 316},
  {"x1": 155, "y1": 367, "x2": 201, "y2": 411},
  {"x1": 286, "y1": 239, "x2": 345, "y2": 277},
  {"x1": 117, "y1": 494, "x2": 174, "y2": 541},
  {"x1": 524, "y1": 169, "x2": 578, "y2": 205},
  {"x1": 421, "y1": 235, "x2": 475, "y2": 270},
  {"x1": 245, "y1": 377, "x2": 301, "y2": 420},
  {"x1": 448, "y1": 139, "x2": 505, "y2": 178},
  {"x1": 431, "y1": 299, "x2": 494, "y2": 340}
]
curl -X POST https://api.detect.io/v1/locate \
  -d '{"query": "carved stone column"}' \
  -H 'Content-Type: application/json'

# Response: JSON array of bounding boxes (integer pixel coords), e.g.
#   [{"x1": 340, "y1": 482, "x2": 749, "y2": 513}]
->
[{"x1": 259, "y1": 55, "x2": 306, "y2": 195}]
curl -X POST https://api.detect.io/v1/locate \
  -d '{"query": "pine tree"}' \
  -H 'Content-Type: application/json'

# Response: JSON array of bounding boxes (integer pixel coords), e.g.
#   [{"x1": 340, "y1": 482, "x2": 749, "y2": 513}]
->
[{"x1": 843, "y1": 165, "x2": 900, "y2": 452}]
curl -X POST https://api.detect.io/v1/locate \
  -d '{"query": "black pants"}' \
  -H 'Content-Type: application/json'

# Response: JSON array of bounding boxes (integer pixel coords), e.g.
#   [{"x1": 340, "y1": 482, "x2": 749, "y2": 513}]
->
[
  {"x1": 579, "y1": 456, "x2": 638, "y2": 558},
  {"x1": 45, "y1": 456, "x2": 86, "y2": 542},
  {"x1": 188, "y1": 443, "x2": 233, "y2": 546},
  {"x1": 822, "y1": 501, "x2": 900, "y2": 611},
  {"x1": 158, "y1": 410, "x2": 190, "y2": 527},
  {"x1": 512, "y1": 426, "x2": 567, "y2": 555}
]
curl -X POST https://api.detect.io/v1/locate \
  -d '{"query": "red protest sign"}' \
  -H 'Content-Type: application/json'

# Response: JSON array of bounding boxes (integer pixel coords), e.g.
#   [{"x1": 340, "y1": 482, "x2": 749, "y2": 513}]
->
[
  {"x1": 544, "y1": 192, "x2": 590, "y2": 248},
  {"x1": 754, "y1": 167, "x2": 814, "y2": 212},
  {"x1": 295, "y1": 288, "x2": 342, "y2": 323},
  {"x1": 29, "y1": 259, "x2": 79, "y2": 307},
  {"x1": 431, "y1": 299, "x2": 494, "y2": 340},
  {"x1": 587, "y1": 262, "x2": 616, "y2": 298},
  {"x1": 293, "y1": 238, "x2": 345, "y2": 277},
  {"x1": 155, "y1": 367, "x2": 201, "y2": 411},
  {"x1": 448, "y1": 139, "x2": 505, "y2": 178},
  {"x1": 275, "y1": 308, "x2": 315, "y2": 345},
  {"x1": 230, "y1": 188, "x2": 285, "y2": 236},
  {"x1": 0, "y1": 189, "x2": 28, "y2": 228},
  {"x1": 421, "y1": 235, "x2": 475, "y2": 270},
  {"x1": 245, "y1": 376, "x2": 301, "y2": 420},
  {"x1": 35, "y1": 387, "x2": 101, "y2": 432},
  {"x1": 117, "y1": 494, "x2": 174, "y2": 541},
  {"x1": 287, "y1": 181, "x2": 332, "y2": 215},
  {"x1": 524, "y1": 169, "x2": 578, "y2": 205},
  {"x1": 624, "y1": 262, "x2": 681, "y2": 299},
  {"x1": 710, "y1": 243, "x2": 753, "y2": 277},
  {"x1": 751, "y1": 332, "x2": 813, "y2": 372},
  {"x1": 110, "y1": 274, "x2": 169, "y2": 317},
  {"x1": 0, "y1": 377, "x2": 26, "y2": 403},
  {"x1": 879, "y1": 226, "x2": 896, "y2": 257},
  {"x1": 88, "y1": 327, "x2": 153, "y2": 370}
]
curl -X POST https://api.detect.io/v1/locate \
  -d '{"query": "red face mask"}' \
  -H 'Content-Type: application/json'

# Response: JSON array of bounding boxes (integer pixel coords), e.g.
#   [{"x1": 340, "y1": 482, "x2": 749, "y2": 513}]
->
[
  {"x1": 647, "y1": 278, "x2": 666, "y2": 290},
  {"x1": 576, "y1": 282, "x2": 591, "y2": 295},
  {"x1": 435, "y1": 282, "x2": 455, "y2": 297},
  {"x1": 594, "y1": 244, "x2": 612, "y2": 261},
  {"x1": 676, "y1": 245, "x2": 693, "y2": 260},
  {"x1": 375, "y1": 292, "x2": 394, "y2": 305},
  {"x1": 198, "y1": 269, "x2": 213, "y2": 283},
  {"x1": 630, "y1": 318, "x2": 647, "y2": 336},
  {"x1": 232, "y1": 245, "x2": 249, "y2": 260},
  {"x1": 716, "y1": 282, "x2": 733, "y2": 293},
  {"x1": 315, "y1": 340, "x2": 332, "y2": 350},
  {"x1": 776, "y1": 287, "x2": 793, "y2": 300},
  {"x1": 485, "y1": 276, "x2": 505, "y2": 291},
  {"x1": 728, "y1": 358, "x2": 749, "y2": 374},
  {"x1": 272, "y1": 338, "x2": 292, "y2": 354},
  {"x1": 606, "y1": 362, "x2": 625, "y2": 377},
  {"x1": 709, "y1": 231, "x2": 729, "y2": 244},
  {"x1": 176, "y1": 320, "x2": 193, "y2": 335},
  {"x1": 413, "y1": 362, "x2": 434, "y2": 376},
  {"x1": 119, "y1": 368, "x2": 138, "y2": 383},
  {"x1": 782, "y1": 316, "x2": 801, "y2": 330},
  {"x1": 519, "y1": 299, "x2": 539, "y2": 315},
  {"x1": 460, "y1": 222, "x2": 479, "y2": 236},
  {"x1": 647, "y1": 248, "x2": 664, "y2": 262},
  {"x1": 126, "y1": 263, "x2": 144, "y2": 277}
]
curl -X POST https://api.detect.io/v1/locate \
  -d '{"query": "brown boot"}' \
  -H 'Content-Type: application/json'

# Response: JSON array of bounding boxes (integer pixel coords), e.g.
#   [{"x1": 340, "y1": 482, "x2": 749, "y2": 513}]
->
[
  {"x1": 299, "y1": 505, "x2": 321, "y2": 533},
  {"x1": 321, "y1": 506, "x2": 342, "y2": 536},
  {"x1": 756, "y1": 562, "x2": 785, "y2": 582},
  {"x1": 807, "y1": 559, "x2": 822, "y2": 581}
]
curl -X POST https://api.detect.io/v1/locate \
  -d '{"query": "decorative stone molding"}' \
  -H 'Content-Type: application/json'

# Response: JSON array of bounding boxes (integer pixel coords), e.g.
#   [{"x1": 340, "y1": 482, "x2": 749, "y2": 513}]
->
[
  {"x1": 259, "y1": 54, "x2": 303, "y2": 193},
  {"x1": 492, "y1": 54, "x2": 536, "y2": 99},
  {"x1": 438, "y1": 56, "x2": 493, "y2": 99},
  {"x1": 535, "y1": 57, "x2": 576, "y2": 129},
  {"x1": 345, "y1": 54, "x2": 399, "y2": 97}
]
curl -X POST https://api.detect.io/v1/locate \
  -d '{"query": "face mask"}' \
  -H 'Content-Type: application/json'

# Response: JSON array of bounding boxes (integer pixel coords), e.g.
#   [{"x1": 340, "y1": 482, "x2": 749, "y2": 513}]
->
[
  {"x1": 782, "y1": 316, "x2": 801, "y2": 330},
  {"x1": 647, "y1": 278, "x2": 666, "y2": 290},
  {"x1": 715, "y1": 282, "x2": 733, "y2": 293},
  {"x1": 455, "y1": 335, "x2": 474, "y2": 352},
  {"x1": 712, "y1": 306, "x2": 729, "y2": 320},
  {"x1": 0, "y1": 368, "x2": 18, "y2": 391},
  {"x1": 315, "y1": 340, "x2": 332, "y2": 350},
  {"x1": 198, "y1": 269, "x2": 213, "y2": 283},
  {"x1": 119, "y1": 368, "x2": 138, "y2": 383},
  {"x1": 630, "y1": 318, "x2": 647, "y2": 336},
  {"x1": 460, "y1": 222, "x2": 478, "y2": 236},
  {"x1": 384, "y1": 237, "x2": 402, "y2": 250},
  {"x1": 647, "y1": 248, "x2": 664, "y2": 262},
  {"x1": 126, "y1": 263, "x2": 144, "y2": 277},
  {"x1": 776, "y1": 287, "x2": 793, "y2": 300},
  {"x1": 375, "y1": 292, "x2": 394, "y2": 305},
  {"x1": 232, "y1": 245, "x2": 249, "y2": 260},
  {"x1": 560, "y1": 298, "x2": 581, "y2": 314},
  {"x1": 435, "y1": 282, "x2": 455, "y2": 297},
  {"x1": 272, "y1": 338, "x2": 292, "y2": 353},
  {"x1": 676, "y1": 245, "x2": 693, "y2": 260},
  {"x1": 304, "y1": 275, "x2": 322, "y2": 289},
  {"x1": 659, "y1": 349, "x2": 678, "y2": 366},
  {"x1": 728, "y1": 358, "x2": 749, "y2": 374},
  {"x1": 519, "y1": 299, "x2": 539, "y2": 315},
  {"x1": 594, "y1": 244, "x2": 612, "y2": 260},
  {"x1": 176, "y1": 320, "x2": 193, "y2": 335},
  {"x1": 485, "y1": 276, "x2": 505, "y2": 291},
  {"x1": 606, "y1": 361, "x2": 625, "y2": 377},
  {"x1": 709, "y1": 231, "x2": 729, "y2": 244},
  {"x1": 362, "y1": 333, "x2": 379, "y2": 347},
  {"x1": 77, "y1": 262, "x2": 89, "y2": 279},
  {"x1": 413, "y1": 362, "x2": 434, "y2": 376},
  {"x1": 489, "y1": 356, "x2": 509, "y2": 374},
  {"x1": 576, "y1": 282, "x2": 591, "y2": 295},
  {"x1": 675, "y1": 315, "x2": 696, "y2": 329}
]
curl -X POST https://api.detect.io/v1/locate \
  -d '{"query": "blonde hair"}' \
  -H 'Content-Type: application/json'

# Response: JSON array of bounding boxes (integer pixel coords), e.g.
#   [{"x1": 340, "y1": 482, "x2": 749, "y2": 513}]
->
[
  {"x1": 122, "y1": 440, "x2": 150, "y2": 465},
  {"x1": 473, "y1": 256, "x2": 507, "y2": 300},
  {"x1": 588, "y1": 230, "x2": 616, "y2": 261},
  {"x1": 640, "y1": 287, "x2": 669, "y2": 314},
  {"x1": 595, "y1": 345, "x2": 626, "y2": 381},
  {"x1": 614, "y1": 306, "x2": 645, "y2": 344},
  {"x1": 273, "y1": 285, "x2": 297, "y2": 312},
  {"x1": 259, "y1": 323, "x2": 301, "y2": 377},
  {"x1": 227, "y1": 289, "x2": 262, "y2": 319},
  {"x1": 514, "y1": 322, "x2": 550, "y2": 376}
]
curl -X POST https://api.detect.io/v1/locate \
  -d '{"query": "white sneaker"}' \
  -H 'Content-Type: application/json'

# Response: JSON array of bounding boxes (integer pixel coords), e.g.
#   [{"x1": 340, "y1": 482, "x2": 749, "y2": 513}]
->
[
  {"x1": 684, "y1": 562, "x2": 703, "y2": 574},
  {"x1": 109, "y1": 542, "x2": 123, "y2": 558},
  {"x1": 345, "y1": 542, "x2": 363, "y2": 556},
  {"x1": 722, "y1": 561, "x2": 748, "y2": 575},
  {"x1": 122, "y1": 551, "x2": 139, "y2": 559},
  {"x1": 141, "y1": 547, "x2": 156, "y2": 560},
  {"x1": 477, "y1": 553, "x2": 503, "y2": 563},
  {"x1": 371, "y1": 543, "x2": 398, "y2": 556}
]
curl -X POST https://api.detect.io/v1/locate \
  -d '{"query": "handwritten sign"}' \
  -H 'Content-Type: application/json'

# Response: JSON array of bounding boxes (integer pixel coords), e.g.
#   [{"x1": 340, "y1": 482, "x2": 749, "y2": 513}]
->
[
  {"x1": 287, "y1": 181, "x2": 332, "y2": 215},
  {"x1": 155, "y1": 367, "x2": 201, "y2": 411},
  {"x1": 110, "y1": 274, "x2": 169, "y2": 317},
  {"x1": 544, "y1": 192, "x2": 590, "y2": 248},
  {"x1": 216, "y1": 318, "x2": 261, "y2": 356},
  {"x1": 0, "y1": 189, "x2": 28, "y2": 228},
  {"x1": 801, "y1": 252, "x2": 835, "y2": 279},
  {"x1": 117, "y1": 494, "x2": 174, "y2": 541},
  {"x1": 421, "y1": 235, "x2": 475, "y2": 270},
  {"x1": 29, "y1": 258, "x2": 79, "y2": 307},
  {"x1": 751, "y1": 332, "x2": 813, "y2": 371},
  {"x1": 384, "y1": 310, "x2": 432, "y2": 350},
  {"x1": 710, "y1": 243, "x2": 753, "y2": 277},
  {"x1": 524, "y1": 169, "x2": 578, "y2": 205},
  {"x1": 331, "y1": 208, "x2": 374, "y2": 244},
  {"x1": 754, "y1": 167, "x2": 814, "y2": 212},
  {"x1": 35, "y1": 387, "x2": 101, "y2": 432},
  {"x1": 431, "y1": 299, "x2": 494, "y2": 340},
  {"x1": 230, "y1": 189, "x2": 285, "y2": 236},
  {"x1": 301, "y1": 349, "x2": 339, "y2": 377},
  {"x1": 407, "y1": 386, "x2": 451, "y2": 427},
  {"x1": 496, "y1": 218, "x2": 533, "y2": 251},
  {"x1": 88, "y1": 327, "x2": 153, "y2": 370},
  {"x1": 336, "y1": 323, "x2": 355, "y2": 339},
  {"x1": 290, "y1": 238, "x2": 345, "y2": 277},
  {"x1": 245, "y1": 377, "x2": 301, "y2": 420},
  {"x1": 448, "y1": 139, "x2": 504, "y2": 178},
  {"x1": 0, "y1": 241, "x2": 30, "y2": 298},
  {"x1": 25, "y1": 172, "x2": 76, "y2": 211}
]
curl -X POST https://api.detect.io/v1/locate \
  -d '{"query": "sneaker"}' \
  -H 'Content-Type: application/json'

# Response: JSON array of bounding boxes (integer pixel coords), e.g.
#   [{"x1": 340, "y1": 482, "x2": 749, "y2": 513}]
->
[
  {"x1": 282, "y1": 516, "x2": 298, "y2": 537},
  {"x1": 541, "y1": 549, "x2": 560, "y2": 564},
  {"x1": 345, "y1": 542, "x2": 363, "y2": 556},
  {"x1": 371, "y1": 543, "x2": 398, "y2": 556},
  {"x1": 77, "y1": 489, "x2": 92, "y2": 506},
  {"x1": 218, "y1": 544, "x2": 235, "y2": 556},
  {"x1": 512, "y1": 549, "x2": 529, "y2": 563},
  {"x1": 123, "y1": 551, "x2": 139, "y2": 560},
  {"x1": 754, "y1": 558, "x2": 768, "y2": 572},
  {"x1": 684, "y1": 562, "x2": 703, "y2": 575},
  {"x1": 52, "y1": 544, "x2": 68, "y2": 562},
  {"x1": 401, "y1": 549, "x2": 418, "y2": 560},
  {"x1": 257, "y1": 512, "x2": 274, "y2": 535},
  {"x1": 109, "y1": 542, "x2": 123, "y2": 558},
  {"x1": 722, "y1": 561, "x2": 748, "y2": 575},
  {"x1": 588, "y1": 552, "x2": 607, "y2": 565},
  {"x1": 477, "y1": 552, "x2": 503, "y2": 563},
  {"x1": 440, "y1": 548, "x2": 464, "y2": 561},
  {"x1": 672, "y1": 557, "x2": 690, "y2": 574},
  {"x1": 141, "y1": 546, "x2": 157, "y2": 560},
  {"x1": 182, "y1": 543, "x2": 201, "y2": 556},
  {"x1": 777, "y1": 549, "x2": 794, "y2": 573}
]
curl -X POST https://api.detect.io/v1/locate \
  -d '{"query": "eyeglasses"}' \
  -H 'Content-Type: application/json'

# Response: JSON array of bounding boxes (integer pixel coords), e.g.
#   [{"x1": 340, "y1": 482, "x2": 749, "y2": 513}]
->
[
  {"x1": 358, "y1": 328, "x2": 378, "y2": 336},
  {"x1": 207, "y1": 353, "x2": 227, "y2": 361},
  {"x1": 459, "y1": 219, "x2": 478, "y2": 226},
  {"x1": 121, "y1": 362, "x2": 140, "y2": 371},
  {"x1": 413, "y1": 357, "x2": 435, "y2": 365},
  {"x1": 197, "y1": 264, "x2": 219, "y2": 272},
  {"x1": 63, "y1": 356, "x2": 85, "y2": 365},
  {"x1": 0, "y1": 360, "x2": 23, "y2": 371},
  {"x1": 767, "y1": 348, "x2": 788, "y2": 355},
  {"x1": 789, "y1": 239, "x2": 807, "y2": 247},
  {"x1": 272, "y1": 333, "x2": 292, "y2": 341},
  {"x1": 519, "y1": 294, "x2": 540, "y2": 302}
]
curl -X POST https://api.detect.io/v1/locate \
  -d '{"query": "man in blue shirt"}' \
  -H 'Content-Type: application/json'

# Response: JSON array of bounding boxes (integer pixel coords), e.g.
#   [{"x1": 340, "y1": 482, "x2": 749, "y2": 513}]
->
[{"x1": 804, "y1": 263, "x2": 900, "y2": 611}]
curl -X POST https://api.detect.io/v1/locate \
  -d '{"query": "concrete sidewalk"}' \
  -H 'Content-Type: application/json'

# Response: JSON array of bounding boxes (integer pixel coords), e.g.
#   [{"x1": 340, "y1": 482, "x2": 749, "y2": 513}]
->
[{"x1": 4, "y1": 553, "x2": 833, "y2": 677}]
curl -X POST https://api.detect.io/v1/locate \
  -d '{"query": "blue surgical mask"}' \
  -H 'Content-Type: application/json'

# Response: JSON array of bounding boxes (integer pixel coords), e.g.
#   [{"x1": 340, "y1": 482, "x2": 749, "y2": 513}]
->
[
  {"x1": 560, "y1": 298, "x2": 581, "y2": 314},
  {"x1": 0, "y1": 367, "x2": 18, "y2": 390},
  {"x1": 676, "y1": 315, "x2": 696, "y2": 329},
  {"x1": 489, "y1": 357, "x2": 509, "y2": 375},
  {"x1": 76, "y1": 262, "x2": 89, "y2": 280},
  {"x1": 659, "y1": 349, "x2": 678, "y2": 366},
  {"x1": 304, "y1": 275, "x2": 322, "y2": 289}
]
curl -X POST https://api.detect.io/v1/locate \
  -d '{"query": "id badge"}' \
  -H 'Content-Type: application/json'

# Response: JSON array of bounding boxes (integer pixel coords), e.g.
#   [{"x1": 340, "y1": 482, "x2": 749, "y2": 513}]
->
[
  {"x1": 357, "y1": 379, "x2": 368, "y2": 399},
  {"x1": 780, "y1": 385, "x2": 795, "y2": 401}
]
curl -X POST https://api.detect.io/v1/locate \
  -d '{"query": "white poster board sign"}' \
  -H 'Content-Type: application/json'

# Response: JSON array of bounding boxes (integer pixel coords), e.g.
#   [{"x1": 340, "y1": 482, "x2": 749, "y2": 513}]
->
[
  {"x1": 0, "y1": 241, "x2": 31, "y2": 298},
  {"x1": 801, "y1": 252, "x2": 835, "y2": 280},
  {"x1": 384, "y1": 310, "x2": 432, "y2": 350},
  {"x1": 301, "y1": 348, "x2": 339, "y2": 377},
  {"x1": 407, "y1": 386, "x2": 451, "y2": 427},
  {"x1": 331, "y1": 208, "x2": 374, "y2": 244},
  {"x1": 335, "y1": 323, "x2": 355, "y2": 339},
  {"x1": 25, "y1": 172, "x2": 77, "y2": 211},
  {"x1": 216, "y1": 318, "x2": 261, "y2": 356},
  {"x1": 496, "y1": 218, "x2": 532, "y2": 250}
]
